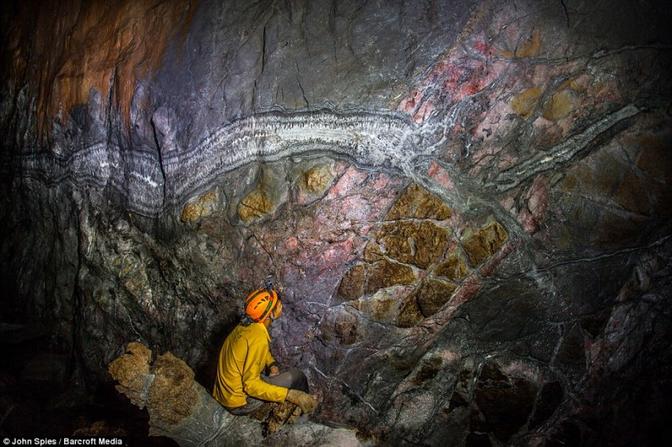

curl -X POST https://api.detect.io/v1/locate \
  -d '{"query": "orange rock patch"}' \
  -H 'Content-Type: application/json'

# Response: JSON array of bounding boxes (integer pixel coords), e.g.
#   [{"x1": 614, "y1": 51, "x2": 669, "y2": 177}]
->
[
  {"x1": 4, "y1": 0, "x2": 195, "y2": 138},
  {"x1": 386, "y1": 183, "x2": 452, "y2": 220},
  {"x1": 238, "y1": 189, "x2": 274, "y2": 222},
  {"x1": 543, "y1": 89, "x2": 578, "y2": 121},
  {"x1": 500, "y1": 30, "x2": 541, "y2": 58},
  {"x1": 180, "y1": 190, "x2": 219, "y2": 223},
  {"x1": 302, "y1": 165, "x2": 335, "y2": 194},
  {"x1": 511, "y1": 87, "x2": 543, "y2": 118}
]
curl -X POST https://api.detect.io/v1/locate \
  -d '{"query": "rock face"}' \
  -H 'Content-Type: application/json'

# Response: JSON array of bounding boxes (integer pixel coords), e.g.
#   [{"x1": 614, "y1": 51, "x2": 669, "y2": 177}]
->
[{"x1": 1, "y1": 0, "x2": 672, "y2": 446}]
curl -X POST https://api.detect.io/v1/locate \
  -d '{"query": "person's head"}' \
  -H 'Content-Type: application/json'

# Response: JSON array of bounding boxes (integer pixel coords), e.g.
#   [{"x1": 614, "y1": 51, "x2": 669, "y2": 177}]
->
[{"x1": 244, "y1": 288, "x2": 283, "y2": 325}]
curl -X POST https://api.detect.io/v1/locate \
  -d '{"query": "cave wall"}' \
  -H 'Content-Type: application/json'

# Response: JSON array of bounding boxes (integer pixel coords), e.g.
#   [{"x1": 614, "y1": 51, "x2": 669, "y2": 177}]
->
[{"x1": 1, "y1": 0, "x2": 671, "y2": 445}]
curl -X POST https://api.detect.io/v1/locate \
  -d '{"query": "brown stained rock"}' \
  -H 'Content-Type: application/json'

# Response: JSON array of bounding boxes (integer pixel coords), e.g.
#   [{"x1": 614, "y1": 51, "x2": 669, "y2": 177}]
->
[
  {"x1": 510, "y1": 87, "x2": 543, "y2": 118},
  {"x1": 238, "y1": 189, "x2": 274, "y2": 222},
  {"x1": 412, "y1": 356, "x2": 443, "y2": 385},
  {"x1": 542, "y1": 89, "x2": 577, "y2": 121},
  {"x1": 302, "y1": 164, "x2": 335, "y2": 194},
  {"x1": 434, "y1": 252, "x2": 470, "y2": 281},
  {"x1": 147, "y1": 352, "x2": 198, "y2": 426},
  {"x1": 397, "y1": 294, "x2": 424, "y2": 328},
  {"x1": 516, "y1": 29, "x2": 541, "y2": 57},
  {"x1": 386, "y1": 183, "x2": 452, "y2": 220},
  {"x1": 107, "y1": 342, "x2": 152, "y2": 409},
  {"x1": 366, "y1": 259, "x2": 416, "y2": 295},
  {"x1": 500, "y1": 29, "x2": 541, "y2": 58},
  {"x1": 180, "y1": 203, "x2": 201, "y2": 224},
  {"x1": 461, "y1": 221, "x2": 508, "y2": 267},
  {"x1": 363, "y1": 242, "x2": 384, "y2": 262},
  {"x1": 180, "y1": 190, "x2": 219, "y2": 223},
  {"x1": 560, "y1": 152, "x2": 624, "y2": 198},
  {"x1": 378, "y1": 221, "x2": 451, "y2": 269},
  {"x1": 262, "y1": 401, "x2": 303, "y2": 435},
  {"x1": 564, "y1": 75, "x2": 591, "y2": 94},
  {"x1": 415, "y1": 279, "x2": 458, "y2": 317},
  {"x1": 337, "y1": 264, "x2": 367, "y2": 300},
  {"x1": 334, "y1": 311, "x2": 358, "y2": 345},
  {"x1": 355, "y1": 289, "x2": 404, "y2": 323}
]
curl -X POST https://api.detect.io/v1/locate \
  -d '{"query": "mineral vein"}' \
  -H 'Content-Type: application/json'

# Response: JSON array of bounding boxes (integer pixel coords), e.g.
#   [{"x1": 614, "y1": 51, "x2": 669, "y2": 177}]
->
[
  {"x1": 14, "y1": 105, "x2": 640, "y2": 215},
  {"x1": 17, "y1": 110, "x2": 419, "y2": 216},
  {"x1": 490, "y1": 104, "x2": 640, "y2": 192}
]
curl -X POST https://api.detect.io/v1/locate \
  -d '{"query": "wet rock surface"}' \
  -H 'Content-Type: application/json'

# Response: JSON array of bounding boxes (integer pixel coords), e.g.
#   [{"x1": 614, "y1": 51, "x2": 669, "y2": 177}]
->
[{"x1": 1, "y1": 0, "x2": 672, "y2": 445}]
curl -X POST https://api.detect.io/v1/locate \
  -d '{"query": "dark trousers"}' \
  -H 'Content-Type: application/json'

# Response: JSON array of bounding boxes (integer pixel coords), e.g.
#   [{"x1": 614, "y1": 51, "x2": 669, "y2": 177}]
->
[{"x1": 227, "y1": 367, "x2": 309, "y2": 415}]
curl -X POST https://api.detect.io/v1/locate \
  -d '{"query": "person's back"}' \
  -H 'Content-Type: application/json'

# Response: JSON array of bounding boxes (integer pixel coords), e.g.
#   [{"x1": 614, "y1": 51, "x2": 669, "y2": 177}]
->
[
  {"x1": 213, "y1": 321, "x2": 287, "y2": 408},
  {"x1": 212, "y1": 287, "x2": 317, "y2": 415}
]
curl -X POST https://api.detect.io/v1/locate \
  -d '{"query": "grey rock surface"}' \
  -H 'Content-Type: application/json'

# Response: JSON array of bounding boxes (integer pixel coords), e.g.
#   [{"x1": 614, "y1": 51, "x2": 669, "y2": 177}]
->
[{"x1": 1, "y1": 0, "x2": 671, "y2": 445}]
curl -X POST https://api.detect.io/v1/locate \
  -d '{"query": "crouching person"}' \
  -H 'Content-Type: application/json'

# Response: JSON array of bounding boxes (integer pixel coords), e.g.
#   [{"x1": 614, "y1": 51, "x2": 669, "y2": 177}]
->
[{"x1": 212, "y1": 287, "x2": 318, "y2": 416}]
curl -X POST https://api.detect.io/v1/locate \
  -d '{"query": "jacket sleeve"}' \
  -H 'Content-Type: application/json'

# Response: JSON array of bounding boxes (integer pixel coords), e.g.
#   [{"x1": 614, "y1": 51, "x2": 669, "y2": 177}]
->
[
  {"x1": 242, "y1": 337, "x2": 288, "y2": 403},
  {"x1": 264, "y1": 348, "x2": 276, "y2": 369}
]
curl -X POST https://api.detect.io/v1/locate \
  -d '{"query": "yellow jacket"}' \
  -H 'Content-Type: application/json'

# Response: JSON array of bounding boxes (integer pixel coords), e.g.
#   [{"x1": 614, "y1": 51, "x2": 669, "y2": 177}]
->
[{"x1": 212, "y1": 322, "x2": 288, "y2": 408}]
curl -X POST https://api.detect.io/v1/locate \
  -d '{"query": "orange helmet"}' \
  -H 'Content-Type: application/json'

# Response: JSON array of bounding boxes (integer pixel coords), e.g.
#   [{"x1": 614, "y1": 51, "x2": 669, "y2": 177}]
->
[{"x1": 244, "y1": 288, "x2": 281, "y2": 322}]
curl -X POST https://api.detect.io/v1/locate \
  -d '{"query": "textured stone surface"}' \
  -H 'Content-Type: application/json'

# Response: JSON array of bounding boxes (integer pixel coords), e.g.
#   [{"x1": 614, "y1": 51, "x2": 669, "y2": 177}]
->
[
  {"x1": 365, "y1": 260, "x2": 416, "y2": 295},
  {"x1": 511, "y1": 87, "x2": 543, "y2": 118},
  {"x1": 1, "y1": 0, "x2": 671, "y2": 445},
  {"x1": 385, "y1": 184, "x2": 452, "y2": 220},
  {"x1": 434, "y1": 252, "x2": 470, "y2": 281},
  {"x1": 337, "y1": 264, "x2": 367, "y2": 301},
  {"x1": 302, "y1": 165, "x2": 335, "y2": 195},
  {"x1": 461, "y1": 221, "x2": 508, "y2": 267},
  {"x1": 378, "y1": 221, "x2": 451, "y2": 269},
  {"x1": 415, "y1": 279, "x2": 458, "y2": 318},
  {"x1": 396, "y1": 294, "x2": 425, "y2": 328},
  {"x1": 180, "y1": 190, "x2": 220, "y2": 224},
  {"x1": 543, "y1": 89, "x2": 579, "y2": 121},
  {"x1": 472, "y1": 363, "x2": 538, "y2": 442},
  {"x1": 238, "y1": 189, "x2": 274, "y2": 222}
]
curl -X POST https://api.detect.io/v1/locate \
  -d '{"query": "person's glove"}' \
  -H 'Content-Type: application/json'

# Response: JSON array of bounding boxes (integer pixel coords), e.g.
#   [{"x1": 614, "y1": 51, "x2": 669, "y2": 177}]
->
[{"x1": 286, "y1": 389, "x2": 318, "y2": 414}]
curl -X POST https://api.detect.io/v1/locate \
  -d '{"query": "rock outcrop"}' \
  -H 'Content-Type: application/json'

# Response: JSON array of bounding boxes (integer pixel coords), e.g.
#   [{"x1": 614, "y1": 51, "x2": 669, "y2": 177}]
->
[{"x1": 108, "y1": 342, "x2": 361, "y2": 446}]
